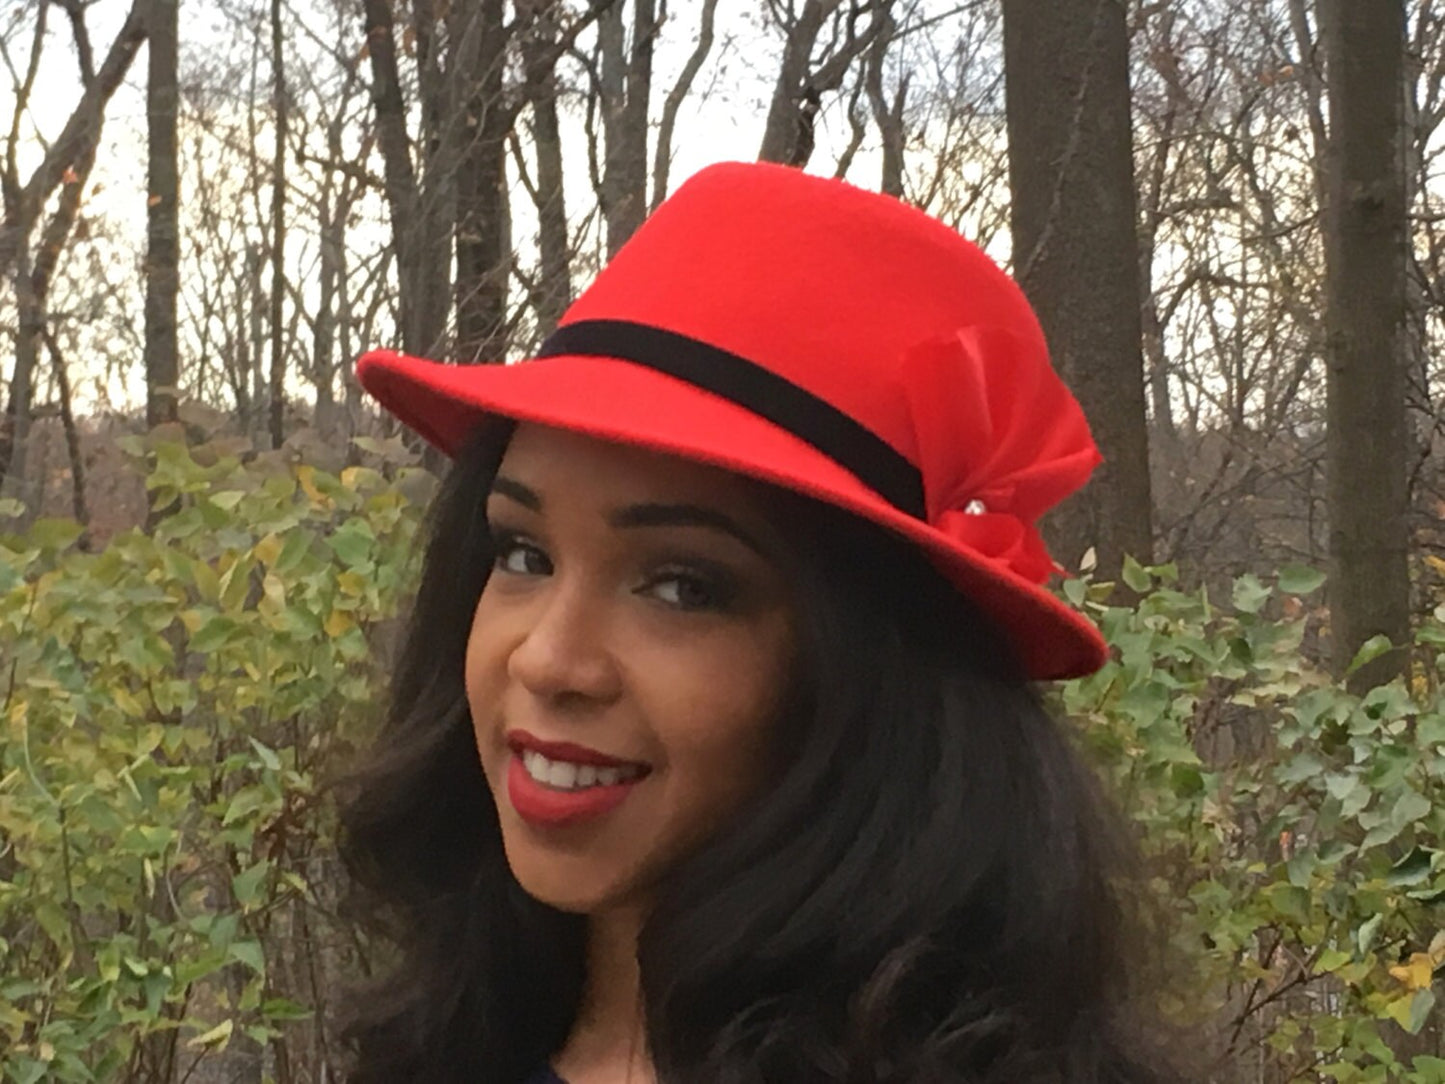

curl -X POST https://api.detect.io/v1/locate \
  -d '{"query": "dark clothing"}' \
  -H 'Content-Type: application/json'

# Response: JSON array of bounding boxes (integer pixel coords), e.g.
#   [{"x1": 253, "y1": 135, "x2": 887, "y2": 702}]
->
[{"x1": 524, "y1": 1067, "x2": 566, "y2": 1084}]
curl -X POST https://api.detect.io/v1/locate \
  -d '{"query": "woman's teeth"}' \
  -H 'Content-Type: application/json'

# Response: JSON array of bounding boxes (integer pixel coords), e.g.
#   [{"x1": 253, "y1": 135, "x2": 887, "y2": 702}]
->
[{"x1": 520, "y1": 750, "x2": 645, "y2": 790}]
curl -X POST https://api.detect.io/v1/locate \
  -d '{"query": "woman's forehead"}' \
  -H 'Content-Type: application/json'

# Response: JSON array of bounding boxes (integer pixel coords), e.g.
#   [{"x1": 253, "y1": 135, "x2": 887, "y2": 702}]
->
[
  {"x1": 489, "y1": 424, "x2": 801, "y2": 565},
  {"x1": 494, "y1": 423, "x2": 770, "y2": 509}
]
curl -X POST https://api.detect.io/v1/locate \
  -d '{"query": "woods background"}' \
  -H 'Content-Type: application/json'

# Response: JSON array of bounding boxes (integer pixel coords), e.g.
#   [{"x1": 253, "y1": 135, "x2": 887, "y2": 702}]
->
[
  {"x1": 5, "y1": 0, "x2": 1442, "y2": 642},
  {"x1": 4, "y1": 0, "x2": 1445, "y2": 1081}
]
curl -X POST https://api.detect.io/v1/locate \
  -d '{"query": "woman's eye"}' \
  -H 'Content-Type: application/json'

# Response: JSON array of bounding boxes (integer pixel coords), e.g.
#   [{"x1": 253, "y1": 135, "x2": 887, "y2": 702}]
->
[
  {"x1": 493, "y1": 536, "x2": 551, "y2": 576},
  {"x1": 646, "y1": 571, "x2": 733, "y2": 612}
]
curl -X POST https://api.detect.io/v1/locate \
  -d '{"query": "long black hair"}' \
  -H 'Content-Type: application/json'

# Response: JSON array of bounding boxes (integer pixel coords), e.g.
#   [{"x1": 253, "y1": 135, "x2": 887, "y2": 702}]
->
[{"x1": 337, "y1": 425, "x2": 1175, "y2": 1082}]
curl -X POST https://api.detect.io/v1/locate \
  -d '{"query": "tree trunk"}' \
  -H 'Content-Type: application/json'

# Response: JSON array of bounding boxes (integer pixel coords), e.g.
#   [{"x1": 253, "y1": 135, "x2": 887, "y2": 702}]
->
[
  {"x1": 453, "y1": 0, "x2": 513, "y2": 363},
  {"x1": 862, "y1": 4, "x2": 905, "y2": 198},
  {"x1": 651, "y1": 0, "x2": 717, "y2": 210},
  {"x1": 312, "y1": 117, "x2": 347, "y2": 434},
  {"x1": 362, "y1": 0, "x2": 449, "y2": 357},
  {"x1": 0, "y1": 0, "x2": 148, "y2": 282},
  {"x1": 1001, "y1": 0, "x2": 1153, "y2": 576},
  {"x1": 145, "y1": 0, "x2": 179, "y2": 433},
  {"x1": 1, "y1": 0, "x2": 147, "y2": 506},
  {"x1": 758, "y1": 0, "x2": 889, "y2": 170},
  {"x1": 520, "y1": 0, "x2": 572, "y2": 334},
  {"x1": 759, "y1": 0, "x2": 832, "y2": 167},
  {"x1": 267, "y1": 0, "x2": 287, "y2": 448},
  {"x1": 1322, "y1": 0, "x2": 1410, "y2": 688},
  {"x1": 2, "y1": 249, "x2": 42, "y2": 507},
  {"x1": 250, "y1": 242, "x2": 265, "y2": 432},
  {"x1": 598, "y1": 0, "x2": 655, "y2": 256},
  {"x1": 44, "y1": 329, "x2": 88, "y2": 530}
]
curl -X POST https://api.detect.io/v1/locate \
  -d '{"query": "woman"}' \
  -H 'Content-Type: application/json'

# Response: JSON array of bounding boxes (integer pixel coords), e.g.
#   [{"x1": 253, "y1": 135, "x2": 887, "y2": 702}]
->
[{"x1": 340, "y1": 162, "x2": 1170, "y2": 1082}]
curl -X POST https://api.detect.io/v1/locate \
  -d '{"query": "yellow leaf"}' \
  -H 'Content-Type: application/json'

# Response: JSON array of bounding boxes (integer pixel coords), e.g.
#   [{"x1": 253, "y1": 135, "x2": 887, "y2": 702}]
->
[
  {"x1": 1425, "y1": 554, "x2": 1445, "y2": 576},
  {"x1": 336, "y1": 570, "x2": 367, "y2": 597},
  {"x1": 259, "y1": 572, "x2": 286, "y2": 615},
  {"x1": 324, "y1": 610, "x2": 354, "y2": 637},
  {"x1": 112, "y1": 687, "x2": 145, "y2": 718},
  {"x1": 1388, "y1": 952, "x2": 1435, "y2": 991},
  {"x1": 188, "y1": 1018, "x2": 233, "y2": 1049},
  {"x1": 297, "y1": 464, "x2": 330, "y2": 507},
  {"x1": 253, "y1": 533, "x2": 282, "y2": 567},
  {"x1": 1386, "y1": 992, "x2": 1418, "y2": 1030}
]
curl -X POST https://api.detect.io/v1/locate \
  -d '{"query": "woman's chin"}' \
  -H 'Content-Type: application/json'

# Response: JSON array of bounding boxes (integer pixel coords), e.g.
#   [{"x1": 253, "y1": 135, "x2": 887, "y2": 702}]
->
[{"x1": 503, "y1": 848, "x2": 632, "y2": 914}]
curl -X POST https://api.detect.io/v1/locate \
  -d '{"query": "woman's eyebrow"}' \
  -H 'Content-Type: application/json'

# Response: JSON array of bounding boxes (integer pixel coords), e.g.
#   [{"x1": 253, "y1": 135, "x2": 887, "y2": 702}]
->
[
  {"x1": 607, "y1": 502, "x2": 769, "y2": 558},
  {"x1": 490, "y1": 476, "x2": 771, "y2": 558},
  {"x1": 489, "y1": 475, "x2": 542, "y2": 511}
]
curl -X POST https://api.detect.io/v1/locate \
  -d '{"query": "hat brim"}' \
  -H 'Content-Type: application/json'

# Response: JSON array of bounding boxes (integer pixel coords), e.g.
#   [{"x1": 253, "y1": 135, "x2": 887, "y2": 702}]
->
[{"x1": 356, "y1": 350, "x2": 1108, "y2": 680}]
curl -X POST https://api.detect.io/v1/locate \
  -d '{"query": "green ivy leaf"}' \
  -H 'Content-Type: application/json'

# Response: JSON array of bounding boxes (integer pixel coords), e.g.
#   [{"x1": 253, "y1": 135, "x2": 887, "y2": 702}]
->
[
  {"x1": 1389, "y1": 989, "x2": 1437, "y2": 1035},
  {"x1": 228, "y1": 940, "x2": 265, "y2": 975},
  {"x1": 1268, "y1": 883, "x2": 1312, "y2": 926},
  {"x1": 1346, "y1": 634, "x2": 1395, "y2": 677},
  {"x1": 1277, "y1": 564, "x2": 1326, "y2": 595},
  {"x1": 1121, "y1": 555, "x2": 1152, "y2": 593},
  {"x1": 1386, "y1": 848, "x2": 1434, "y2": 887},
  {"x1": 1231, "y1": 573, "x2": 1271, "y2": 614},
  {"x1": 1357, "y1": 913, "x2": 1385, "y2": 956}
]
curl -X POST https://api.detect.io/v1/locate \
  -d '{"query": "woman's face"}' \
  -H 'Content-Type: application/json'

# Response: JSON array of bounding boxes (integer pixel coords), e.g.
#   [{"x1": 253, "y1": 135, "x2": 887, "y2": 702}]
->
[{"x1": 465, "y1": 423, "x2": 799, "y2": 913}]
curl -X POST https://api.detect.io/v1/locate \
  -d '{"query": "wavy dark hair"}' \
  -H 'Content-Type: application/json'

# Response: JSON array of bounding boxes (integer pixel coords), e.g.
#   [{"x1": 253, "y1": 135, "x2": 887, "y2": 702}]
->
[{"x1": 337, "y1": 424, "x2": 1175, "y2": 1083}]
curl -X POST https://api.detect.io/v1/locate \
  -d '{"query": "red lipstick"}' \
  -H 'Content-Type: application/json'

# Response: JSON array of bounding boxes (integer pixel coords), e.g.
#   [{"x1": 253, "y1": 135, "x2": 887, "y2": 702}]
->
[
  {"x1": 507, "y1": 755, "x2": 643, "y2": 827},
  {"x1": 504, "y1": 730, "x2": 652, "y2": 828}
]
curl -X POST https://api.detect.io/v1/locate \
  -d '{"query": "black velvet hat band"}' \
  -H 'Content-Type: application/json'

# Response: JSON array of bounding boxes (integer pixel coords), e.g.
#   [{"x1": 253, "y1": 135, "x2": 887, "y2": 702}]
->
[{"x1": 538, "y1": 319, "x2": 928, "y2": 521}]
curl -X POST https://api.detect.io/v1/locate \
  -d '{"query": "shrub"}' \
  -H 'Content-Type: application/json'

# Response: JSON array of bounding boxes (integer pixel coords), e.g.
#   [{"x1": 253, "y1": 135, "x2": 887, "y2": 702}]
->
[
  {"x1": 0, "y1": 437, "x2": 431, "y2": 1083},
  {"x1": 1061, "y1": 558, "x2": 1445, "y2": 1082},
  {"x1": 2, "y1": 447, "x2": 1443, "y2": 1082}
]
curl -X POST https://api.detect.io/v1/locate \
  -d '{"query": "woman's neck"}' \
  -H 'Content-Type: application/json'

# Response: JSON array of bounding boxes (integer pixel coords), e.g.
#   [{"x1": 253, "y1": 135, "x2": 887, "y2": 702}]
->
[{"x1": 552, "y1": 903, "x2": 657, "y2": 1084}]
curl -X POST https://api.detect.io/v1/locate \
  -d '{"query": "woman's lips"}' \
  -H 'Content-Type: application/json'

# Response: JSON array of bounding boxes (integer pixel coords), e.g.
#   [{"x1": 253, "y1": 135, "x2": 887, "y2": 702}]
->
[
  {"x1": 506, "y1": 729, "x2": 650, "y2": 769},
  {"x1": 507, "y1": 754, "x2": 645, "y2": 828}
]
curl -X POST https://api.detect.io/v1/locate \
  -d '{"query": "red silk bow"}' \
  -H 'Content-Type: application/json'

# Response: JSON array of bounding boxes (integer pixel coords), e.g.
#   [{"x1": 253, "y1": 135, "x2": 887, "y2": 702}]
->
[{"x1": 901, "y1": 325, "x2": 1102, "y2": 585}]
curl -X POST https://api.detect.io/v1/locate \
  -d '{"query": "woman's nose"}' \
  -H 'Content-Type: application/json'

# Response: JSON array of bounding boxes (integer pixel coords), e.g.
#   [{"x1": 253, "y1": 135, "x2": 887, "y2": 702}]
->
[{"x1": 505, "y1": 577, "x2": 623, "y2": 706}]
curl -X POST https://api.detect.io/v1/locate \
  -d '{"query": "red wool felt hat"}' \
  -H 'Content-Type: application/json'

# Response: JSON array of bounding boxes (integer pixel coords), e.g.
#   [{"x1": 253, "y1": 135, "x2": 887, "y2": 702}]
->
[{"x1": 356, "y1": 161, "x2": 1108, "y2": 679}]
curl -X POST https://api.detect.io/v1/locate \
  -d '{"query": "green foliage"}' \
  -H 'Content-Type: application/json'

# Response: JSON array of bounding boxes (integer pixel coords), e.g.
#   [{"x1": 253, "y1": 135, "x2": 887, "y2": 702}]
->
[
  {"x1": 1061, "y1": 564, "x2": 1445, "y2": 1080},
  {"x1": 5, "y1": 441, "x2": 1445, "y2": 1081},
  {"x1": 0, "y1": 438, "x2": 431, "y2": 1082}
]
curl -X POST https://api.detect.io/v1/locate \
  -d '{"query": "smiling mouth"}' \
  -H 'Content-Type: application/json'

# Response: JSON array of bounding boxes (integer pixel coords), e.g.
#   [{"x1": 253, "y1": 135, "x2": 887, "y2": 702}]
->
[
  {"x1": 506, "y1": 751, "x2": 651, "y2": 828},
  {"x1": 519, "y1": 748, "x2": 649, "y2": 791}
]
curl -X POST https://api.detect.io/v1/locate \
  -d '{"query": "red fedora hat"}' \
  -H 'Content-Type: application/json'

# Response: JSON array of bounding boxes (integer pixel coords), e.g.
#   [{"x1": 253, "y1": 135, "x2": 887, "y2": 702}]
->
[{"x1": 356, "y1": 161, "x2": 1107, "y2": 679}]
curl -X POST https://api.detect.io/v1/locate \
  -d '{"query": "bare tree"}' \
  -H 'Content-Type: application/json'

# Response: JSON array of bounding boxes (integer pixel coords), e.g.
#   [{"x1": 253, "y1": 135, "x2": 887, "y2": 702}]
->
[
  {"x1": 518, "y1": 0, "x2": 574, "y2": 332},
  {"x1": 651, "y1": 0, "x2": 719, "y2": 209},
  {"x1": 1, "y1": 0, "x2": 148, "y2": 509},
  {"x1": 758, "y1": 0, "x2": 893, "y2": 168},
  {"x1": 453, "y1": 0, "x2": 514, "y2": 362},
  {"x1": 1321, "y1": 0, "x2": 1411, "y2": 686},
  {"x1": 146, "y1": 0, "x2": 179, "y2": 435},
  {"x1": 1001, "y1": 0, "x2": 1153, "y2": 576},
  {"x1": 267, "y1": 0, "x2": 288, "y2": 447},
  {"x1": 362, "y1": 0, "x2": 614, "y2": 364},
  {"x1": 862, "y1": 1, "x2": 906, "y2": 197},
  {"x1": 360, "y1": 0, "x2": 449, "y2": 357},
  {"x1": 597, "y1": 0, "x2": 656, "y2": 254}
]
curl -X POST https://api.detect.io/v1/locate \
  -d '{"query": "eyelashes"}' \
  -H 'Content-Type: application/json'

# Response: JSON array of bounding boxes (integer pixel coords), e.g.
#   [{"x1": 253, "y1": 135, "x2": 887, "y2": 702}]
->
[
  {"x1": 487, "y1": 528, "x2": 742, "y2": 614},
  {"x1": 491, "y1": 530, "x2": 552, "y2": 577}
]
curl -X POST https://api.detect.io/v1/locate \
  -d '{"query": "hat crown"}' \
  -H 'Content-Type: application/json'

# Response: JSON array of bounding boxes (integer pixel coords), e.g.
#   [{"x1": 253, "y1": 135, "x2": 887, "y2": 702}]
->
[
  {"x1": 563, "y1": 162, "x2": 1050, "y2": 473},
  {"x1": 560, "y1": 162, "x2": 1096, "y2": 545}
]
